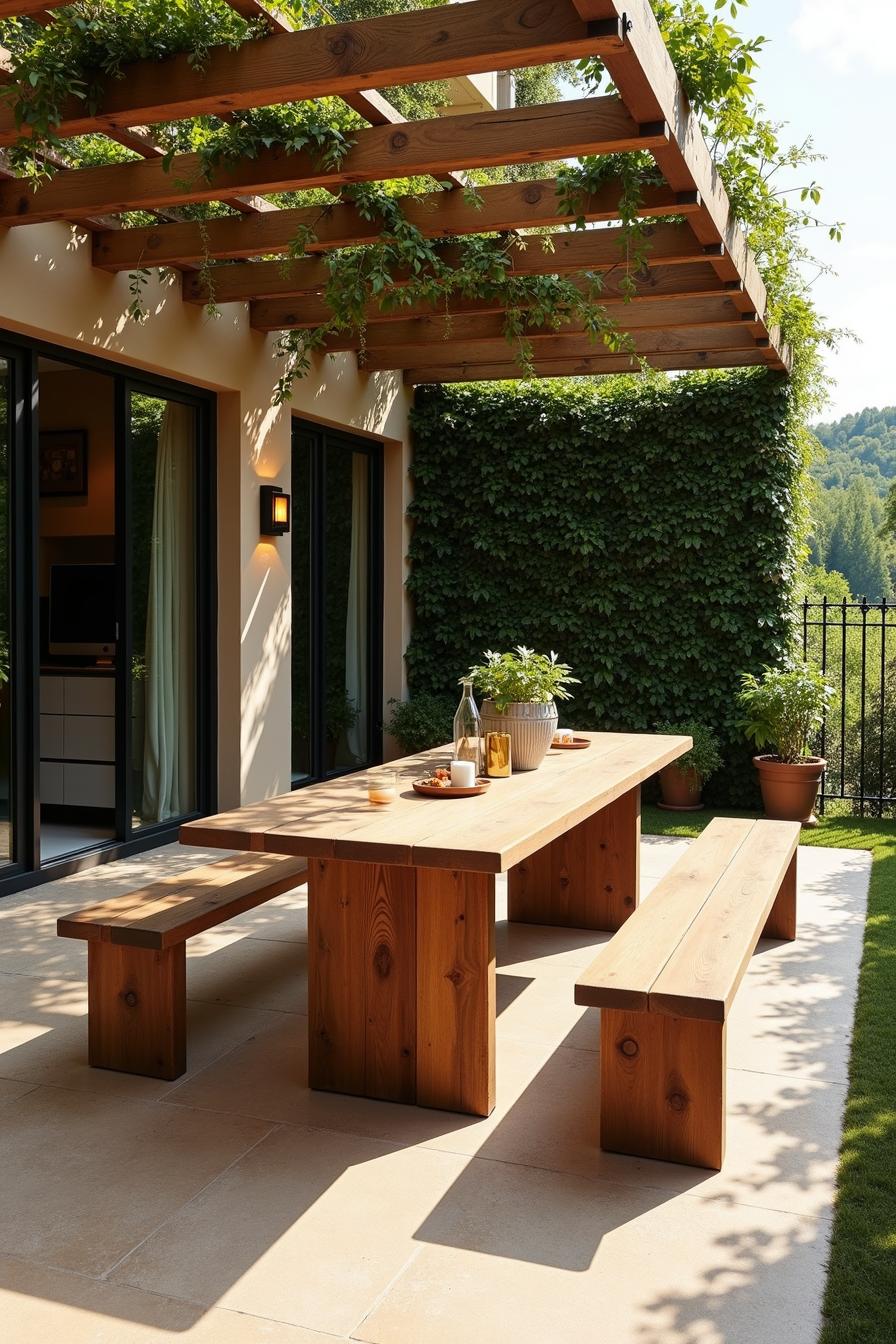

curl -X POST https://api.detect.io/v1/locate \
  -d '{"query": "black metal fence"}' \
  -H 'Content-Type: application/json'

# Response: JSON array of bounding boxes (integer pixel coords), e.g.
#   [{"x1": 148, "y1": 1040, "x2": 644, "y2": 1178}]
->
[{"x1": 801, "y1": 598, "x2": 895, "y2": 817}]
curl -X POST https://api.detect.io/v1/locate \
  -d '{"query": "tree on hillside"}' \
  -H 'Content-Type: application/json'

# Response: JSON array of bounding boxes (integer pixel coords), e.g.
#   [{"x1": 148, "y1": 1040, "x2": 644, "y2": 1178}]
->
[
  {"x1": 812, "y1": 478, "x2": 891, "y2": 601},
  {"x1": 811, "y1": 406, "x2": 896, "y2": 495}
]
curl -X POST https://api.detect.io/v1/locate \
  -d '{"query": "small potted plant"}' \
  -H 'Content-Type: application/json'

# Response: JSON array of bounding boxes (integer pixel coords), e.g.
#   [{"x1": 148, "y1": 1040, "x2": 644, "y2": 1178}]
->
[
  {"x1": 738, "y1": 663, "x2": 833, "y2": 826},
  {"x1": 655, "y1": 720, "x2": 722, "y2": 811},
  {"x1": 468, "y1": 646, "x2": 579, "y2": 770}
]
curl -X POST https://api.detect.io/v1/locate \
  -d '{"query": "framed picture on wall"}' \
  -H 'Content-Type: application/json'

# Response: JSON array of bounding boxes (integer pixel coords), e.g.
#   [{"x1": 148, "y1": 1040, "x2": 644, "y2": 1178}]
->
[{"x1": 39, "y1": 430, "x2": 88, "y2": 497}]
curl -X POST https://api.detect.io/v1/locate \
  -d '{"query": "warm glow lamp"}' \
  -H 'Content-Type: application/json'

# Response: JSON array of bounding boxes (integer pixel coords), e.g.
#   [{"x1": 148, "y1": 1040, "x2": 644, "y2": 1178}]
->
[{"x1": 260, "y1": 484, "x2": 291, "y2": 537}]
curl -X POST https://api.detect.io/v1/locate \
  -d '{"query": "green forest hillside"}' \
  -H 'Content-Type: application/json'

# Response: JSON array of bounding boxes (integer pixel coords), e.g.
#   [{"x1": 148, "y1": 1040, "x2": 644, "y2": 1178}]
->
[{"x1": 807, "y1": 407, "x2": 896, "y2": 602}]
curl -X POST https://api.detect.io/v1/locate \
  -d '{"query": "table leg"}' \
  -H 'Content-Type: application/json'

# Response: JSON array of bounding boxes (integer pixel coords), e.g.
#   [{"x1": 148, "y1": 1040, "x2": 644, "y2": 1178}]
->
[
  {"x1": 507, "y1": 783, "x2": 640, "y2": 931},
  {"x1": 307, "y1": 858, "x2": 496, "y2": 1116},
  {"x1": 308, "y1": 857, "x2": 417, "y2": 1104},
  {"x1": 416, "y1": 867, "x2": 495, "y2": 1117}
]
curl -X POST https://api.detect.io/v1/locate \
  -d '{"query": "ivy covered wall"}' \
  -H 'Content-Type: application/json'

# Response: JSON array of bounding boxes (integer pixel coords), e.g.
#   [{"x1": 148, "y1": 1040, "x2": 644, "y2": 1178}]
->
[{"x1": 406, "y1": 369, "x2": 806, "y2": 805}]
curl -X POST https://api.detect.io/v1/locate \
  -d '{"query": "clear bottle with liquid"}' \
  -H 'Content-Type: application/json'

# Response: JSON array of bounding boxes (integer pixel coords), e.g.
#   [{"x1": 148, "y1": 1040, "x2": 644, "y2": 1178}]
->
[{"x1": 453, "y1": 677, "x2": 483, "y2": 776}]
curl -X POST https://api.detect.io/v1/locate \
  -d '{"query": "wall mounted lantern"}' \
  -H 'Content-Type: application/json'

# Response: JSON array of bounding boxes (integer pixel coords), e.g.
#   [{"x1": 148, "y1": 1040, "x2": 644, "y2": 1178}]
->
[{"x1": 260, "y1": 484, "x2": 290, "y2": 537}]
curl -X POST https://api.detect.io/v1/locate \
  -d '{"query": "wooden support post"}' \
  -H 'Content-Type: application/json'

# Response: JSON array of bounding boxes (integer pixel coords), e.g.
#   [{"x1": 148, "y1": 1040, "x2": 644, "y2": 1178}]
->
[
  {"x1": 600, "y1": 1006, "x2": 726, "y2": 1170},
  {"x1": 307, "y1": 858, "x2": 417, "y2": 1104},
  {"x1": 762, "y1": 851, "x2": 797, "y2": 941},
  {"x1": 508, "y1": 783, "x2": 640, "y2": 931},
  {"x1": 416, "y1": 867, "x2": 496, "y2": 1117},
  {"x1": 87, "y1": 942, "x2": 186, "y2": 1081}
]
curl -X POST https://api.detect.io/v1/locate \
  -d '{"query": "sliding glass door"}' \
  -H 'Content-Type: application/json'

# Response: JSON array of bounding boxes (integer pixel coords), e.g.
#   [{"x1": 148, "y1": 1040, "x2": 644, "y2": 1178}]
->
[
  {"x1": 291, "y1": 420, "x2": 383, "y2": 785},
  {"x1": 0, "y1": 357, "x2": 15, "y2": 868}
]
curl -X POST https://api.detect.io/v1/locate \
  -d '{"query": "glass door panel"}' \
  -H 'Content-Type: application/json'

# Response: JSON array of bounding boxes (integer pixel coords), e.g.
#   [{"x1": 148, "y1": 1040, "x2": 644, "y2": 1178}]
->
[
  {"x1": 325, "y1": 447, "x2": 369, "y2": 772},
  {"x1": 291, "y1": 442, "x2": 312, "y2": 783},
  {"x1": 129, "y1": 392, "x2": 198, "y2": 828},
  {"x1": 0, "y1": 359, "x2": 14, "y2": 865}
]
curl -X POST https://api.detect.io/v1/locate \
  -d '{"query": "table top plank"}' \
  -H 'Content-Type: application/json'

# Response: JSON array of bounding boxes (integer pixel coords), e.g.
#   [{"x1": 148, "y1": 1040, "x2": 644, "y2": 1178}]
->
[{"x1": 181, "y1": 732, "x2": 690, "y2": 873}]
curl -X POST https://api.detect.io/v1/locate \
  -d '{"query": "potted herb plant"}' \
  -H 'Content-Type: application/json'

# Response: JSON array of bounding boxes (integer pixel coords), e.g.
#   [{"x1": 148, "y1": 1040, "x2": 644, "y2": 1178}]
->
[
  {"x1": 468, "y1": 646, "x2": 579, "y2": 770},
  {"x1": 738, "y1": 663, "x2": 833, "y2": 826},
  {"x1": 655, "y1": 720, "x2": 722, "y2": 811}
]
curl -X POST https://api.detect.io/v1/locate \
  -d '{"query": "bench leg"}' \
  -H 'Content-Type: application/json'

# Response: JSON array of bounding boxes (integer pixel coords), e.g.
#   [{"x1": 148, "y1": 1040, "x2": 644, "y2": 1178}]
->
[
  {"x1": 507, "y1": 784, "x2": 640, "y2": 931},
  {"x1": 762, "y1": 852, "x2": 797, "y2": 941},
  {"x1": 600, "y1": 1007, "x2": 726, "y2": 1170},
  {"x1": 88, "y1": 942, "x2": 186, "y2": 1081}
]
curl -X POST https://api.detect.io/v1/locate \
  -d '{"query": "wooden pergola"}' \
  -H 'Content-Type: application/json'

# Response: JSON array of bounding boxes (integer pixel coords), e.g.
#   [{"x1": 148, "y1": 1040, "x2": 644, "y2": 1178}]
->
[{"x1": 0, "y1": 0, "x2": 789, "y2": 383}]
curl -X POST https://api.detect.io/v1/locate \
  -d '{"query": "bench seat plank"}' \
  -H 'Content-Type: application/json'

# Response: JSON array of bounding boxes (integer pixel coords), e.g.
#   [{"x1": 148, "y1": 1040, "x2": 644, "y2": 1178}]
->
[
  {"x1": 573, "y1": 816, "x2": 758, "y2": 1011},
  {"x1": 648, "y1": 819, "x2": 800, "y2": 1022},
  {"x1": 57, "y1": 853, "x2": 307, "y2": 950}
]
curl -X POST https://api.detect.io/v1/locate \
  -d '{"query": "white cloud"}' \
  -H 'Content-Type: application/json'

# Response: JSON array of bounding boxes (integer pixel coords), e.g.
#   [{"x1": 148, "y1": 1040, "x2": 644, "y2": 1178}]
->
[{"x1": 791, "y1": 0, "x2": 896, "y2": 73}]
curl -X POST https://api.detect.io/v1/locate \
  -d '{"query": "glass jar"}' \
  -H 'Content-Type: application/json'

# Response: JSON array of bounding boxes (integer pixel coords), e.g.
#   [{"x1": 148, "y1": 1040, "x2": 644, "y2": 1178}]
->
[{"x1": 453, "y1": 677, "x2": 483, "y2": 775}]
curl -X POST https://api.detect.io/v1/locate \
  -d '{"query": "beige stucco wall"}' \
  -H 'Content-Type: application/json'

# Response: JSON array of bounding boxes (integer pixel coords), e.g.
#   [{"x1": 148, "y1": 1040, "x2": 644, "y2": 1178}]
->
[{"x1": 0, "y1": 221, "x2": 414, "y2": 808}]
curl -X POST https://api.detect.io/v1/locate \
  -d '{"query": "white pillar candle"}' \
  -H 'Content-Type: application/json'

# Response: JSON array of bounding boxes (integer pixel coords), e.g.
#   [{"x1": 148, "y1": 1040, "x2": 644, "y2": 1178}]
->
[{"x1": 450, "y1": 759, "x2": 476, "y2": 788}]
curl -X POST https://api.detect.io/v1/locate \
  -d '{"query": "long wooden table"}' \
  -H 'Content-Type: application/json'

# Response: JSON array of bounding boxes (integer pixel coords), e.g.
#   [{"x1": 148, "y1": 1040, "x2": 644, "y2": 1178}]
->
[{"x1": 180, "y1": 731, "x2": 689, "y2": 1117}]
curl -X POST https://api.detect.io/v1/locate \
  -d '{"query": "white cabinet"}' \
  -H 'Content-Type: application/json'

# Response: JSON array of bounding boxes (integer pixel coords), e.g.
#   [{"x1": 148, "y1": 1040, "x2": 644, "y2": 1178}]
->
[{"x1": 39, "y1": 673, "x2": 116, "y2": 810}]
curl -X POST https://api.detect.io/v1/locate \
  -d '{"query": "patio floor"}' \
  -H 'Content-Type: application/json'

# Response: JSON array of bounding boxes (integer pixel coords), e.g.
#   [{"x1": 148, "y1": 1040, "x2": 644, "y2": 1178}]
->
[{"x1": 0, "y1": 832, "x2": 871, "y2": 1343}]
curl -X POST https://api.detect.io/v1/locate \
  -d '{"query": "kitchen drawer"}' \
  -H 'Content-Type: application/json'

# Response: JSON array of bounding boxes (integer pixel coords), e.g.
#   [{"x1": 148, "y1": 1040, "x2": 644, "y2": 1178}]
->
[
  {"x1": 64, "y1": 714, "x2": 115, "y2": 763},
  {"x1": 39, "y1": 677, "x2": 64, "y2": 715},
  {"x1": 64, "y1": 676, "x2": 115, "y2": 717},
  {"x1": 40, "y1": 713, "x2": 65, "y2": 759},
  {"x1": 40, "y1": 761, "x2": 64, "y2": 806},
  {"x1": 64, "y1": 763, "x2": 115, "y2": 809}
]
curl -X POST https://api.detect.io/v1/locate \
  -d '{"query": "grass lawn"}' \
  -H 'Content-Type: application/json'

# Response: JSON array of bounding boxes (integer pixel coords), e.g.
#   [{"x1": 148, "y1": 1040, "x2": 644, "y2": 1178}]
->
[{"x1": 641, "y1": 805, "x2": 896, "y2": 1344}]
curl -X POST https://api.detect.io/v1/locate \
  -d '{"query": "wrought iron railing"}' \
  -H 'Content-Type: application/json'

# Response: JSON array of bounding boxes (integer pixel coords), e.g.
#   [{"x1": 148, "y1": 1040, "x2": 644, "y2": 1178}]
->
[{"x1": 801, "y1": 597, "x2": 895, "y2": 817}]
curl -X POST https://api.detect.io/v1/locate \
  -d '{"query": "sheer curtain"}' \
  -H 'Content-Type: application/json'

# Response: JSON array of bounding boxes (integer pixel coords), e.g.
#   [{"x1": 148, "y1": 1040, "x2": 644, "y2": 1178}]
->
[
  {"x1": 142, "y1": 401, "x2": 195, "y2": 822},
  {"x1": 344, "y1": 452, "x2": 368, "y2": 763}
]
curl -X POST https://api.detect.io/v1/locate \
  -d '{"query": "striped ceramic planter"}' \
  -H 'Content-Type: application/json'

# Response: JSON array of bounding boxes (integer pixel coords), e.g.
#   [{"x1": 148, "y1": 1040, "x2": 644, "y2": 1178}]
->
[{"x1": 480, "y1": 700, "x2": 558, "y2": 771}]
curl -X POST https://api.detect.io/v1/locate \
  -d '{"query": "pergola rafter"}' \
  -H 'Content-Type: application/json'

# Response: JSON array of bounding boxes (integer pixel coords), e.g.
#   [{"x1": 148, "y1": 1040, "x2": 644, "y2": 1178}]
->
[
  {"x1": 0, "y1": 0, "x2": 789, "y2": 375},
  {"x1": 183, "y1": 221, "x2": 714, "y2": 306}
]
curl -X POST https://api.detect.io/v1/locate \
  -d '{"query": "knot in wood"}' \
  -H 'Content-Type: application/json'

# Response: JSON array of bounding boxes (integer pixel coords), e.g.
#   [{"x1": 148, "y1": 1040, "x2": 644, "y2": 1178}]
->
[
  {"x1": 434, "y1": 27, "x2": 449, "y2": 44},
  {"x1": 390, "y1": 131, "x2": 409, "y2": 151},
  {"x1": 519, "y1": 0, "x2": 551, "y2": 29},
  {"x1": 373, "y1": 943, "x2": 393, "y2": 979},
  {"x1": 328, "y1": 35, "x2": 349, "y2": 56},
  {"x1": 668, "y1": 1091, "x2": 688, "y2": 1112},
  {"x1": 123, "y1": 990, "x2": 138, "y2": 1008},
  {"x1": 624, "y1": 895, "x2": 635, "y2": 907},
  {"x1": 523, "y1": 186, "x2": 542, "y2": 205},
  {"x1": 619, "y1": 1037, "x2": 638, "y2": 1058},
  {"x1": 446, "y1": 967, "x2": 464, "y2": 988}
]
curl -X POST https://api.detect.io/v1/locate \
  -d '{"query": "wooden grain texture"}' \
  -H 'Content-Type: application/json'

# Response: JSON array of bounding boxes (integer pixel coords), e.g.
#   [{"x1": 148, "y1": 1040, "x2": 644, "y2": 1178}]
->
[
  {"x1": 361, "y1": 324, "x2": 760, "y2": 373},
  {"x1": 600, "y1": 1007, "x2": 726, "y2": 1169},
  {"x1": 402, "y1": 346, "x2": 776, "y2": 383},
  {"x1": 416, "y1": 867, "x2": 496, "y2": 1117},
  {"x1": 0, "y1": 0, "x2": 67, "y2": 14},
  {"x1": 92, "y1": 177, "x2": 698, "y2": 272},
  {"x1": 58, "y1": 853, "x2": 307, "y2": 949},
  {"x1": 87, "y1": 942, "x2": 186, "y2": 1081},
  {"x1": 0, "y1": 96, "x2": 663, "y2": 227},
  {"x1": 250, "y1": 261, "x2": 735, "y2": 331},
  {"x1": 508, "y1": 783, "x2": 640, "y2": 931},
  {"x1": 307, "y1": 858, "x2": 416, "y2": 1103},
  {"x1": 649, "y1": 819, "x2": 801, "y2": 1021},
  {"x1": 574, "y1": 816, "x2": 756, "y2": 1009},
  {"x1": 0, "y1": 0, "x2": 624, "y2": 147},
  {"x1": 183, "y1": 220, "x2": 706, "y2": 305},
  {"x1": 762, "y1": 850, "x2": 797, "y2": 941}
]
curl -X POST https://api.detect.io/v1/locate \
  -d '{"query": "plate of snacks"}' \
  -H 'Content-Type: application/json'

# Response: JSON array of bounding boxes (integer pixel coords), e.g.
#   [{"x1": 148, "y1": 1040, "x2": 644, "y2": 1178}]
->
[
  {"x1": 551, "y1": 730, "x2": 590, "y2": 750},
  {"x1": 413, "y1": 768, "x2": 491, "y2": 798}
]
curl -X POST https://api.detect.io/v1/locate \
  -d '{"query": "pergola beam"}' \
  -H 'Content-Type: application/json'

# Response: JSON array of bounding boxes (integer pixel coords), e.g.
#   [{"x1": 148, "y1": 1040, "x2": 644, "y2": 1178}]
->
[
  {"x1": 92, "y1": 177, "x2": 701, "y2": 273},
  {"x1": 250, "y1": 260, "x2": 737, "y2": 330},
  {"x1": 0, "y1": 0, "x2": 627, "y2": 147},
  {"x1": 0, "y1": 0, "x2": 67, "y2": 14},
  {"x1": 0, "y1": 96, "x2": 667, "y2": 227},
  {"x1": 184, "y1": 221, "x2": 711, "y2": 306},
  {"x1": 320, "y1": 299, "x2": 759, "y2": 351},
  {"x1": 401, "y1": 346, "x2": 778, "y2": 383},
  {"x1": 359, "y1": 323, "x2": 764, "y2": 371}
]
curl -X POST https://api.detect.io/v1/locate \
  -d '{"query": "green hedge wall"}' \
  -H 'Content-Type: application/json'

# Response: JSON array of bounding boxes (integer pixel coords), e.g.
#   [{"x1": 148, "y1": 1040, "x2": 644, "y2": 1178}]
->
[{"x1": 406, "y1": 369, "x2": 805, "y2": 806}]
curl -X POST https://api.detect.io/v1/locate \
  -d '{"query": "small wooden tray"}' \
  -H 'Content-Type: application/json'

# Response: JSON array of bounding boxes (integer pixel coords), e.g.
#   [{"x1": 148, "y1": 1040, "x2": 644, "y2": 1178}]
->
[
  {"x1": 413, "y1": 778, "x2": 491, "y2": 798},
  {"x1": 551, "y1": 737, "x2": 591, "y2": 750}
]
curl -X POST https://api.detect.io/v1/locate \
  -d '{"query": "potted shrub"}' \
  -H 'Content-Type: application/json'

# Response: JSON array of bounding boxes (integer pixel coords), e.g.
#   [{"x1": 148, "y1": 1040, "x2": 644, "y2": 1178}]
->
[
  {"x1": 738, "y1": 663, "x2": 834, "y2": 826},
  {"x1": 655, "y1": 720, "x2": 723, "y2": 811},
  {"x1": 468, "y1": 646, "x2": 579, "y2": 770}
]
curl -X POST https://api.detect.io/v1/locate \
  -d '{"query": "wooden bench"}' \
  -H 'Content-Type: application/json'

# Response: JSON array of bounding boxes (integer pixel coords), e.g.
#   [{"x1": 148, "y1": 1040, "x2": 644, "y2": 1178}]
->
[
  {"x1": 58, "y1": 853, "x2": 308, "y2": 1081},
  {"x1": 574, "y1": 816, "x2": 800, "y2": 1170}
]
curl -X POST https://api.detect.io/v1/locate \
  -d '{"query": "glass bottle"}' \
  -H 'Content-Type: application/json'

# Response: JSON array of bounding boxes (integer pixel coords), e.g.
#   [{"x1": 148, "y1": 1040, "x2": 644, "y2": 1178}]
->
[{"x1": 454, "y1": 677, "x2": 483, "y2": 775}]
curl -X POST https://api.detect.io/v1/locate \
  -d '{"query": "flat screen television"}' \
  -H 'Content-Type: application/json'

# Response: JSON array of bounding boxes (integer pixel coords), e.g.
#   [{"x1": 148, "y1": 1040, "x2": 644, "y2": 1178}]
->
[{"x1": 49, "y1": 563, "x2": 117, "y2": 657}]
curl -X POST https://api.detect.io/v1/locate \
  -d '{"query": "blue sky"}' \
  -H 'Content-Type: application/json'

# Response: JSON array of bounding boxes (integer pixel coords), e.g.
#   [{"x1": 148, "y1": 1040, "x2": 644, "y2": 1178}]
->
[{"x1": 736, "y1": 0, "x2": 894, "y2": 420}]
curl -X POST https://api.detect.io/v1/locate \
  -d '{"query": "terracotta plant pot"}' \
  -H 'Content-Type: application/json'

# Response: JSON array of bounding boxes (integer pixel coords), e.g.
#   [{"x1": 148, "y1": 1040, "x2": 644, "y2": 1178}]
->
[
  {"x1": 657, "y1": 763, "x2": 704, "y2": 811},
  {"x1": 753, "y1": 755, "x2": 826, "y2": 827},
  {"x1": 480, "y1": 699, "x2": 558, "y2": 770}
]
